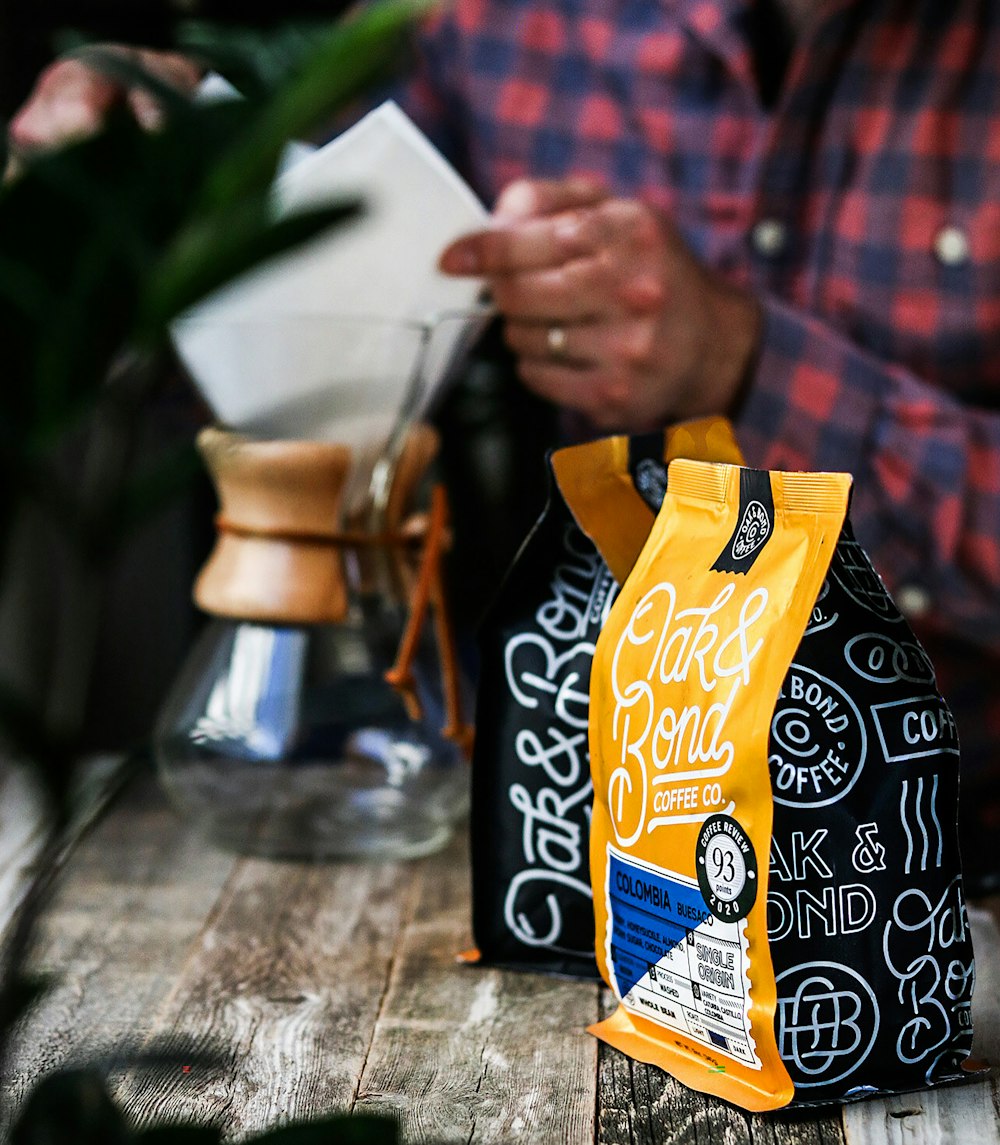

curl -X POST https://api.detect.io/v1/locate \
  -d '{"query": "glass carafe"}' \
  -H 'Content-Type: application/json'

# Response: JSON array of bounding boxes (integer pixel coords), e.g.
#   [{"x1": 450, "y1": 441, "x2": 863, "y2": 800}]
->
[{"x1": 154, "y1": 421, "x2": 472, "y2": 859}]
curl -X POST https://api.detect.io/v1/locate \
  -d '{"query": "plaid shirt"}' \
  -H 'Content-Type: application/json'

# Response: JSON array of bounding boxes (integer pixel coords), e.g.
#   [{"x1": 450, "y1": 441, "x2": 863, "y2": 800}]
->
[{"x1": 398, "y1": 0, "x2": 1000, "y2": 869}]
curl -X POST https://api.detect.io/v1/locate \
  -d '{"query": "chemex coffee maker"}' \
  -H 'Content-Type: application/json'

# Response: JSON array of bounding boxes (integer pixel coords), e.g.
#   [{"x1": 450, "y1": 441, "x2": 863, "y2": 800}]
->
[{"x1": 155, "y1": 313, "x2": 480, "y2": 859}]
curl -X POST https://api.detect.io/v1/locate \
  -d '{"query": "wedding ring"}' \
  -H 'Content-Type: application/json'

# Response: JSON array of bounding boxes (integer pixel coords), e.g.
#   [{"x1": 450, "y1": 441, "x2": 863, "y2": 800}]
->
[{"x1": 547, "y1": 324, "x2": 569, "y2": 359}]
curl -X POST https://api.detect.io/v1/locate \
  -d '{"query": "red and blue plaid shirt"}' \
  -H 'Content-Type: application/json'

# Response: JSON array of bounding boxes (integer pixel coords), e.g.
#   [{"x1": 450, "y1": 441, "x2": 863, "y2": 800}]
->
[{"x1": 398, "y1": 0, "x2": 1000, "y2": 876}]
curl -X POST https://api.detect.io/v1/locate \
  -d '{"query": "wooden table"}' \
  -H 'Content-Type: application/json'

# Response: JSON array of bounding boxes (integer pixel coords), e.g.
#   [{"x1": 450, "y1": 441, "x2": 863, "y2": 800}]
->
[{"x1": 4, "y1": 771, "x2": 1000, "y2": 1144}]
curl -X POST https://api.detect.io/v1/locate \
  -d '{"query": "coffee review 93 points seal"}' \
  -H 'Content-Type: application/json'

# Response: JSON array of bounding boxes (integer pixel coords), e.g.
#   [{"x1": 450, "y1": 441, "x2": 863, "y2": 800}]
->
[{"x1": 696, "y1": 814, "x2": 758, "y2": 922}]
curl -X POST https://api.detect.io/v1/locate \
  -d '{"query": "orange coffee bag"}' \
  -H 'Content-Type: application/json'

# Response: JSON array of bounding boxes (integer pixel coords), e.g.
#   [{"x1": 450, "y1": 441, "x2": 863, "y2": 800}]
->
[{"x1": 587, "y1": 461, "x2": 975, "y2": 1110}]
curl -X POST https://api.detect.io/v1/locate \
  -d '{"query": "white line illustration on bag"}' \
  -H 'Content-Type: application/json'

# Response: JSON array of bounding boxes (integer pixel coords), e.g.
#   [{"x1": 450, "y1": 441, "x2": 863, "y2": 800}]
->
[
  {"x1": 769, "y1": 665, "x2": 867, "y2": 808},
  {"x1": 830, "y1": 537, "x2": 904, "y2": 621},
  {"x1": 498, "y1": 523, "x2": 616, "y2": 957},
  {"x1": 844, "y1": 632, "x2": 936, "y2": 685},
  {"x1": 899, "y1": 775, "x2": 944, "y2": 874},
  {"x1": 775, "y1": 962, "x2": 880, "y2": 1085},
  {"x1": 851, "y1": 823, "x2": 887, "y2": 873},
  {"x1": 882, "y1": 877, "x2": 973, "y2": 1066}
]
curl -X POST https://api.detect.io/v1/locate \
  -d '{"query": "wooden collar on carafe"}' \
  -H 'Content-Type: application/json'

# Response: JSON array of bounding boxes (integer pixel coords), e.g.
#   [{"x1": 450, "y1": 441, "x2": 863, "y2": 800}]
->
[{"x1": 193, "y1": 425, "x2": 439, "y2": 625}]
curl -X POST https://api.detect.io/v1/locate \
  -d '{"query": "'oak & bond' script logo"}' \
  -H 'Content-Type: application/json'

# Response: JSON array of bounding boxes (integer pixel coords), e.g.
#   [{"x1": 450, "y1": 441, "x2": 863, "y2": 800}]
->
[
  {"x1": 501, "y1": 524, "x2": 616, "y2": 955},
  {"x1": 606, "y1": 581, "x2": 768, "y2": 846}
]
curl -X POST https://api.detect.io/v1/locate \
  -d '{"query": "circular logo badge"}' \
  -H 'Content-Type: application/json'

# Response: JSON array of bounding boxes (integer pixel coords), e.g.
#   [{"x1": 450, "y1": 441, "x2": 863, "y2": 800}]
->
[
  {"x1": 769, "y1": 664, "x2": 867, "y2": 809},
  {"x1": 775, "y1": 962, "x2": 879, "y2": 1087},
  {"x1": 696, "y1": 815, "x2": 758, "y2": 922},
  {"x1": 731, "y1": 499, "x2": 771, "y2": 561}
]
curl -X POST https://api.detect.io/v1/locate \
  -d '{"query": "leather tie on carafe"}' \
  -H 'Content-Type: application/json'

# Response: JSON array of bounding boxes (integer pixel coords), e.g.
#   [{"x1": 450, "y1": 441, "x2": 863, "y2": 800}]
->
[{"x1": 384, "y1": 483, "x2": 474, "y2": 758}]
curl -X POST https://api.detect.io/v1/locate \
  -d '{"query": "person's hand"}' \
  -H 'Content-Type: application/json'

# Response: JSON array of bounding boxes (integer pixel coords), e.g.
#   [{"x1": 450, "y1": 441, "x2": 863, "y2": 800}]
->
[
  {"x1": 7, "y1": 47, "x2": 201, "y2": 173},
  {"x1": 439, "y1": 177, "x2": 761, "y2": 431}
]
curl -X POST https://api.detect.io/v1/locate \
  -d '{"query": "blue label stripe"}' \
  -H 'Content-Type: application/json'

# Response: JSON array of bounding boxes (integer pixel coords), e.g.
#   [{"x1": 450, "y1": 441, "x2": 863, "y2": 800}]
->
[{"x1": 608, "y1": 852, "x2": 713, "y2": 997}]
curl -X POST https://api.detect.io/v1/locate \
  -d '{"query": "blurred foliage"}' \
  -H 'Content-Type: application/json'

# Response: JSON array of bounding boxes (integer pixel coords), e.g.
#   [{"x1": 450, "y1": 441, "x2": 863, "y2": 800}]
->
[
  {"x1": 174, "y1": 20, "x2": 367, "y2": 101},
  {"x1": 0, "y1": 0, "x2": 428, "y2": 752},
  {"x1": 9, "y1": 1070, "x2": 401, "y2": 1143},
  {"x1": 0, "y1": 3, "x2": 432, "y2": 1140},
  {"x1": 2, "y1": 0, "x2": 426, "y2": 460}
]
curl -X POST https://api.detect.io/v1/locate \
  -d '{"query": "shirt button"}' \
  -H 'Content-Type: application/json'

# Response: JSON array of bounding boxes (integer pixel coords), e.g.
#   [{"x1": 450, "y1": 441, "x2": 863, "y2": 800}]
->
[
  {"x1": 750, "y1": 218, "x2": 788, "y2": 258},
  {"x1": 896, "y1": 584, "x2": 932, "y2": 620},
  {"x1": 933, "y1": 225, "x2": 970, "y2": 267}
]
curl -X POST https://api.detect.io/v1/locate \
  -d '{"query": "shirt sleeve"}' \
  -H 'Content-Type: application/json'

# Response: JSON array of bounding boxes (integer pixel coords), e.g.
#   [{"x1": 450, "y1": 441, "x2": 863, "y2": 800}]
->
[{"x1": 736, "y1": 295, "x2": 1000, "y2": 654}]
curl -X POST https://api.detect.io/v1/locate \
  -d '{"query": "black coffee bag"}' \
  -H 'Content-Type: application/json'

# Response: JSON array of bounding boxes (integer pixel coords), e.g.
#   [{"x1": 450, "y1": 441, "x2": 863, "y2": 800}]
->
[{"x1": 468, "y1": 420, "x2": 743, "y2": 975}]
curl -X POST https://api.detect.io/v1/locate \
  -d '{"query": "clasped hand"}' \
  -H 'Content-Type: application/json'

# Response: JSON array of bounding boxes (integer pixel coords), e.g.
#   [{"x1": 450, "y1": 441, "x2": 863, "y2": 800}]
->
[{"x1": 440, "y1": 178, "x2": 761, "y2": 432}]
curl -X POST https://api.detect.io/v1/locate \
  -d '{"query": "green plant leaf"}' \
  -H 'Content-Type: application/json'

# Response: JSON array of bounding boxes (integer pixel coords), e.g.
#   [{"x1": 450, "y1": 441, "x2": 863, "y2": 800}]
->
[
  {"x1": 199, "y1": 0, "x2": 431, "y2": 210},
  {"x1": 0, "y1": 122, "x2": 144, "y2": 446},
  {"x1": 138, "y1": 198, "x2": 360, "y2": 339},
  {"x1": 177, "y1": 20, "x2": 337, "y2": 100}
]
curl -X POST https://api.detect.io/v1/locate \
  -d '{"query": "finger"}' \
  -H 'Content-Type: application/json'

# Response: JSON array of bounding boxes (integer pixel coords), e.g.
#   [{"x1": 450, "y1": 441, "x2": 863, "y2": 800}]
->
[
  {"x1": 493, "y1": 175, "x2": 608, "y2": 220},
  {"x1": 515, "y1": 356, "x2": 596, "y2": 406},
  {"x1": 504, "y1": 317, "x2": 658, "y2": 371},
  {"x1": 443, "y1": 191, "x2": 650, "y2": 276},
  {"x1": 490, "y1": 234, "x2": 665, "y2": 320},
  {"x1": 440, "y1": 209, "x2": 601, "y2": 276},
  {"x1": 442, "y1": 201, "x2": 668, "y2": 323},
  {"x1": 492, "y1": 259, "x2": 664, "y2": 321},
  {"x1": 8, "y1": 58, "x2": 120, "y2": 152},
  {"x1": 127, "y1": 89, "x2": 164, "y2": 132},
  {"x1": 133, "y1": 49, "x2": 202, "y2": 93},
  {"x1": 8, "y1": 47, "x2": 200, "y2": 157},
  {"x1": 489, "y1": 257, "x2": 613, "y2": 321},
  {"x1": 123, "y1": 50, "x2": 200, "y2": 130},
  {"x1": 503, "y1": 318, "x2": 604, "y2": 366}
]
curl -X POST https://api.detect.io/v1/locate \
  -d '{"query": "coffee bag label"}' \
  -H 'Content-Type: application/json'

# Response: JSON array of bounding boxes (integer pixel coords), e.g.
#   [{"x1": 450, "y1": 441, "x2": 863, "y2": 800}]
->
[
  {"x1": 605, "y1": 844, "x2": 760, "y2": 1068},
  {"x1": 712, "y1": 468, "x2": 776, "y2": 574}
]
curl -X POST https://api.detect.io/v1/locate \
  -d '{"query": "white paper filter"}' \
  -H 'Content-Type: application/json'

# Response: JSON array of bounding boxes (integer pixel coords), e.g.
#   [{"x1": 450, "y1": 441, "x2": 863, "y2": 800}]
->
[{"x1": 172, "y1": 101, "x2": 489, "y2": 445}]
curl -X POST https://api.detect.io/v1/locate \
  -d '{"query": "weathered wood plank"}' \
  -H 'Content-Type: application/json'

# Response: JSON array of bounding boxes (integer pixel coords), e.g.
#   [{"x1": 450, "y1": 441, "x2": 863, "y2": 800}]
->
[
  {"x1": 0, "y1": 762, "x2": 47, "y2": 937},
  {"x1": 596, "y1": 989, "x2": 847, "y2": 1145},
  {"x1": 354, "y1": 829, "x2": 600, "y2": 1144},
  {"x1": 842, "y1": 906, "x2": 1000, "y2": 1145},
  {"x1": 8, "y1": 777, "x2": 999, "y2": 1145},
  {"x1": 750, "y1": 1109, "x2": 849, "y2": 1145},
  {"x1": 5, "y1": 775, "x2": 237, "y2": 1117},
  {"x1": 970, "y1": 907, "x2": 1000, "y2": 1065},
  {"x1": 110, "y1": 831, "x2": 427, "y2": 1139},
  {"x1": 843, "y1": 1085, "x2": 1000, "y2": 1145},
  {"x1": 0, "y1": 753, "x2": 126, "y2": 941}
]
